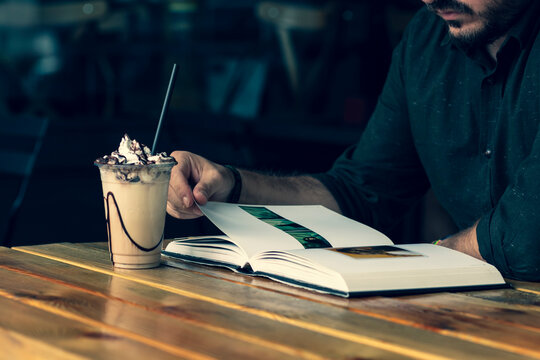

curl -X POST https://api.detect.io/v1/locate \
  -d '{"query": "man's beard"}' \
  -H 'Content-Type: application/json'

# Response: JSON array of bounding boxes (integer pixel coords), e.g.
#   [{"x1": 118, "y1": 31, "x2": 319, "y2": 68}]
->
[{"x1": 426, "y1": 0, "x2": 532, "y2": 48}]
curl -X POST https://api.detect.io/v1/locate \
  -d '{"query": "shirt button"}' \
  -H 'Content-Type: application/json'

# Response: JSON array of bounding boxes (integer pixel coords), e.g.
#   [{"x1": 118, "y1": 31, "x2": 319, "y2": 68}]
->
[{"x1": 484, "y1": 149, "x2": 492, "y2": 158}]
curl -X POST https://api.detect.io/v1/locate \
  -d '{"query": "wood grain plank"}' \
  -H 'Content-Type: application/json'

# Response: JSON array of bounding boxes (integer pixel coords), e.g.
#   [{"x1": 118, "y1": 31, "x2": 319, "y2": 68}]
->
[
  {"x1": 509, "y1": 279, "x2": 540, "y2": 295},
  {"x1": 90, "y1": 241, "x2": 540, "y2": 309},
  {"x1": 11, "y1": 243, "x2": 535, "y2": 360},
  {"x1": 83, "y1": 242, "x2": 354, "y2": 307},
  {"x1": 402, "y1": 292, "x2": 540, "y2": 329},
  {"x1": 0, "y1": 293, "x2": 186, "y2": 360},
  {"x1": 0, "y1": 248, "x2": 410, "y2": 360},
  {"x1": 465, "y1": 287, "x2": 540, "y2": 307},
  {"x1": 77, "y1": 242, "x2": 540, "y2": 357},
  {"x1": 0, "y1": 268, "x2": 319, "y2": 360},
  {"x1": 342, "y1": 296, "x2": 540, "y2": 358}
]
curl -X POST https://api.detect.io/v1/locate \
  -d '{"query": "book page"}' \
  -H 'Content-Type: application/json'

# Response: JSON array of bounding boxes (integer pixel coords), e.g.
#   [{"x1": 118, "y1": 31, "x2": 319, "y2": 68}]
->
[
  {"x1": 163, "y1": 235, "x2": 250, "y2": 269},
  {"x1": 198, "y1": 202, "x2": 393, "y2": 258},
  {"x1": 251, "y1": 244, "x2": 504, "y2": 294}
]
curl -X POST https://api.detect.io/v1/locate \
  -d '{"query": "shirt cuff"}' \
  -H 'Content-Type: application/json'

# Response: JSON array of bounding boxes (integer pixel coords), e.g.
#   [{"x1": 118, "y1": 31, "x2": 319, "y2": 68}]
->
[
  {"x1": 309, "y1": 172, "x2": 348, "y2": 216},
  {"x1": 476, "y1": 213, "x2": 511, "y2": 276}
]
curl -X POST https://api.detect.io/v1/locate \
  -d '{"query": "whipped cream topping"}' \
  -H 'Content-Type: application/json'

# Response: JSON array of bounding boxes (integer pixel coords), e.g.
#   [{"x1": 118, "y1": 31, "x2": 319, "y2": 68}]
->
[{"x1": 95, "y1": 134, "x2": 175, "y2": 165}]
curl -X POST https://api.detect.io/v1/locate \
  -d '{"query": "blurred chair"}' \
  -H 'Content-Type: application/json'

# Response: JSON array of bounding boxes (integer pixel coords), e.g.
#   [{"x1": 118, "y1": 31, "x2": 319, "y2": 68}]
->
[
  {"x1": 0, "y1": 115, "x2": 48, "y2": 247},
  {"x1": 256, "y1": 1, "x2": 331, "y2": 95}
]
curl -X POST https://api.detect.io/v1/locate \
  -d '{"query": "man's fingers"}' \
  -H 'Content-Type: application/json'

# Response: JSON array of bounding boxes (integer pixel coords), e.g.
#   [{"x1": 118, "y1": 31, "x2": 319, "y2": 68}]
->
[
  {"x1": 167, "y1": 150, "x2": 228, "y2": 218},
  {"x1": 167, "y1": 201, "x2": 203, "y2": 220},
  {"x1": 166, "y1": 202, "x2": 184, "y2": 219},
  {"x1": 170, "y1": 153, "x2": 195, "y2": 195},
  {"x1": 192, "y1": 164, "x2": 231, "y2": 204},
  {"x1": 167, "y1": 182, "x2": 203, "y2": 219},
  {"x1": 167, "y1": 151, "x2": 204, "y2": 218},
  {"x1": 193, "y1": 185, "x2": 209, "y2": 205}
]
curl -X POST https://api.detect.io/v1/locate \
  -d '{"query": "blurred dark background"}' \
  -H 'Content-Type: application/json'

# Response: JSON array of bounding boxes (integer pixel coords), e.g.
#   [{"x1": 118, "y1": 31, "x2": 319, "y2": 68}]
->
[{"x1": 0, "y1": 0, "x2": 457, "y2": 247}]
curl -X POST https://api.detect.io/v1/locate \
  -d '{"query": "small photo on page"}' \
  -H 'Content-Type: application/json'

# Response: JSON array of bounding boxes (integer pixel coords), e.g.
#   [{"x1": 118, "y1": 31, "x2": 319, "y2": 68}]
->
[{"x1": 328, "y1": 245, "x2": 424, "y2": 259}]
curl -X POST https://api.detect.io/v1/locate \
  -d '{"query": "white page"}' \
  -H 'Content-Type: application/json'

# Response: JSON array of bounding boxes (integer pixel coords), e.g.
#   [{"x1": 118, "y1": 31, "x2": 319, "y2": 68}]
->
[
  {"x1": 164, "y1": 235, "x2": 249, "y2": 267},
  {"x1": 267, "y1": 205, "x2": 392, "y2": 248},
  {"x1": 198, "y1": 202, "x2": 393, "y2": 258},
  {"x1": 269, "y1": 244, "x2": 504, "y2": 292}
]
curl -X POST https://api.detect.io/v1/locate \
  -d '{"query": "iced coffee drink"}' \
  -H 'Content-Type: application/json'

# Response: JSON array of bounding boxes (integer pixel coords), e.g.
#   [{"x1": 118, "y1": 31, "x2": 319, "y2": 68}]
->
[{"x1": 95, "y1": 134, "x2": 176, "y2": 269}]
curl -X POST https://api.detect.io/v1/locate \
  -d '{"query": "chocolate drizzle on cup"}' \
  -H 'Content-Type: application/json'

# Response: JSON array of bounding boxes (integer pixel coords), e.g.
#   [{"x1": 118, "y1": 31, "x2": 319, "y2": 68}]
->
[{"x1": 104, "y1": 191, "x2": 163, "y2": 254}]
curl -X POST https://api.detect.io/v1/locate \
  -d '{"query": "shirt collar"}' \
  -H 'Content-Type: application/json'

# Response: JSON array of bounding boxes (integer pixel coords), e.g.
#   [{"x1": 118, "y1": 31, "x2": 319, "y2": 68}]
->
[
  {"x1": 505, "y1": 1, "x2": 540, "y2": 50},
  {"x1": 440, "y1": 31, "x2": 451, "y2": 47}
]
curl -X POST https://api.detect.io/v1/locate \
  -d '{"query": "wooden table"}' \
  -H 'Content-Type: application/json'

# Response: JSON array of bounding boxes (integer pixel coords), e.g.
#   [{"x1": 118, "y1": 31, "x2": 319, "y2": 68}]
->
[{"x1": 1, "y1": 242, "x2": 540, "y2": 359}]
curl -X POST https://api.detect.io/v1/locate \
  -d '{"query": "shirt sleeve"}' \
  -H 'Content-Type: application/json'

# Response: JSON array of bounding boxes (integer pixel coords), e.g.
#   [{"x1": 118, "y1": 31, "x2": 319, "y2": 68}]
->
[
  {"x1": 477, "y1": 131, "x2": 540, "y2": 281},
  {"x1": 312, "y1": 26, "x2": 430, "y2": 233}
]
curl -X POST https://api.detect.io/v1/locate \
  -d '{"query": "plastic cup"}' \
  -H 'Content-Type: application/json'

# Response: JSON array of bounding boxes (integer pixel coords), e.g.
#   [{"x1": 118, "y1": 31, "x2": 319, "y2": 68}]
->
[{"x1": 95, "y1": 162, "x2": 175, "y2": 269}]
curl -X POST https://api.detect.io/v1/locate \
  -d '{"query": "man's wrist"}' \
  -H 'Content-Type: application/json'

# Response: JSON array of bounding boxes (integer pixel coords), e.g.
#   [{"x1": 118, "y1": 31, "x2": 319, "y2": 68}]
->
[
  {"x1": 435, "y1": 222, "x2": 483, "y2": 260},
  {"x1": 224, "y1": 165, "x2": 242, "y2": 203}
]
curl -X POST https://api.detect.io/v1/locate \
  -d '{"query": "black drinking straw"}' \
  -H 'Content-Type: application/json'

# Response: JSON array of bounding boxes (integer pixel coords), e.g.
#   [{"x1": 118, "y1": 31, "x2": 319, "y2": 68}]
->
[{"x1": 151, "y1": 63, "x2": 178, "y2": 155}]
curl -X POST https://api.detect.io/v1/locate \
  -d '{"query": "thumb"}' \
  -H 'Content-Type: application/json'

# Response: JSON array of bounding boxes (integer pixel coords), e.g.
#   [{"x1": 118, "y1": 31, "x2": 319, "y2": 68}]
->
[
  {"x1": 192, "y1": 166, "x2": 226, "y2": 204},
  {"x1": 192, "y1": 183, "x2": 210, "y2": 205}
]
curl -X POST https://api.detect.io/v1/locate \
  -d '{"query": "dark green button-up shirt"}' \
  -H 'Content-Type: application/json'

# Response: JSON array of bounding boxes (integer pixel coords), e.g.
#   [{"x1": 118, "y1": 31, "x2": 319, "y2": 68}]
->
[{"x1": 315, "y1": 4, "x2": 540, "y2": 280}]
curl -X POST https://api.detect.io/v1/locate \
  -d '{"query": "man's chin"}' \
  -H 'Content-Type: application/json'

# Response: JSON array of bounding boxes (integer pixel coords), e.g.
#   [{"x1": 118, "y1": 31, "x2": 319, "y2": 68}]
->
[
  {"x1": 448, "y1": 19, "x2": 482, "y2": 37},
  {"x1": 446, "y1": 21, "x2": 494, "y2": 47}
]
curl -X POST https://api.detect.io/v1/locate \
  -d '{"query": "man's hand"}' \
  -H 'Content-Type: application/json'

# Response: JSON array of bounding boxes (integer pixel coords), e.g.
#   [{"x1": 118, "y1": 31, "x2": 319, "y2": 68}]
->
[
  {"x1": 167, "y1": 151, "x2": 235, "y2": 219},
  {"x1": 166, "y1": 150, "x2": 341, "y2": 220}
]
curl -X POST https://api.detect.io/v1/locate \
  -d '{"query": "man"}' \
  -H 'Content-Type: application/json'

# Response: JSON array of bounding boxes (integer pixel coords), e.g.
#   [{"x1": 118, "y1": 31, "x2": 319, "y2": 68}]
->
[{"x1": 167, "y1": 0, "x2": 540, "y2": 281}]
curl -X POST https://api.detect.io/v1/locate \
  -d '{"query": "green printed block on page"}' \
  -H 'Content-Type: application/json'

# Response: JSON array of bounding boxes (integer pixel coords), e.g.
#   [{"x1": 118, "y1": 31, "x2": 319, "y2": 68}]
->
[{"x1": 239, "y1": 206, "x2": 331, "y2": 249}]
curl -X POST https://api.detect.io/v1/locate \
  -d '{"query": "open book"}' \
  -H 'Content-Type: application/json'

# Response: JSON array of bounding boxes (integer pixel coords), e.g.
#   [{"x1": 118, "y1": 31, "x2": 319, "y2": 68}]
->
[{"x1": 163, "y1": 202, "x2": 506, "y2": 297}]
